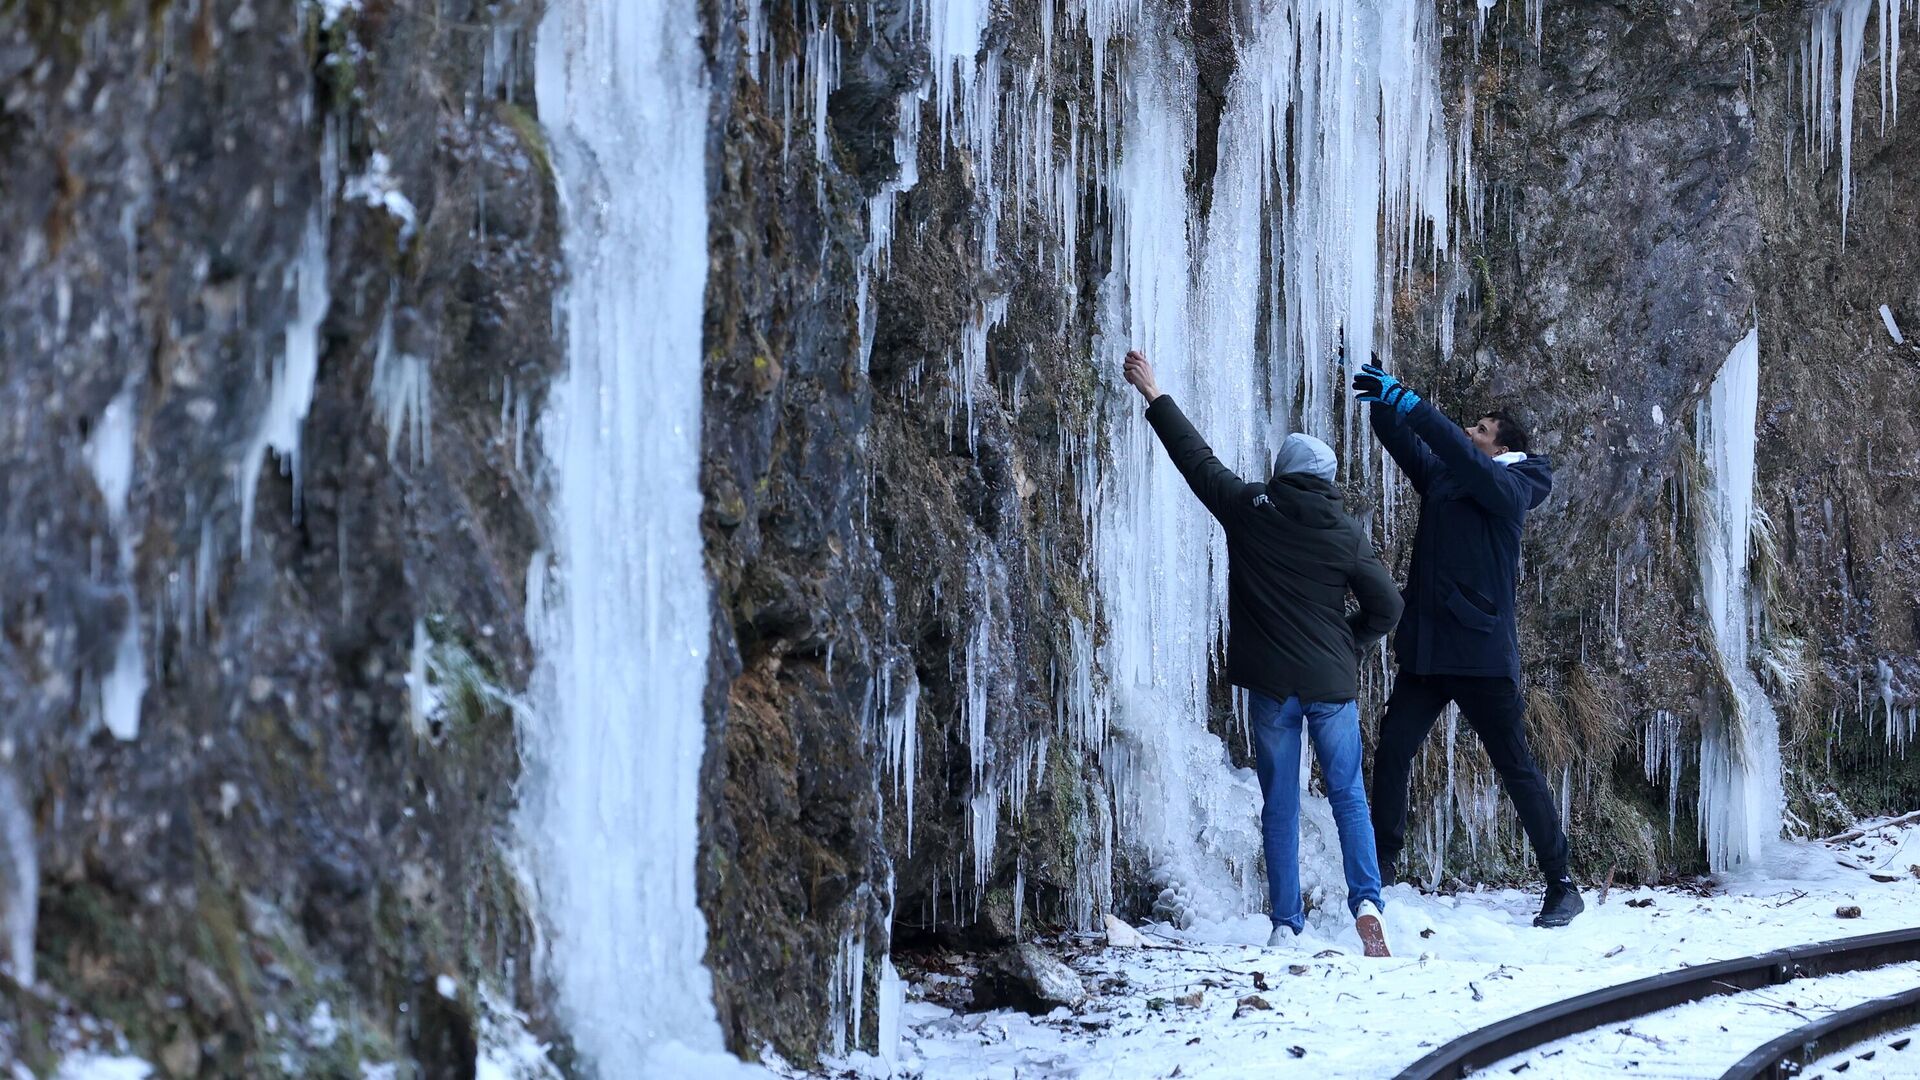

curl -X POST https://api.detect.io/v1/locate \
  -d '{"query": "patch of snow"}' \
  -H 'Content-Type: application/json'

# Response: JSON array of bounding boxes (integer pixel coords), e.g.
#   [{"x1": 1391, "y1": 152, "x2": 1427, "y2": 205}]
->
[
  {"x1": 53, "y1": 1056, "x2": 152, "y2": 1080},
  {"x1": 304, "y1": 1001, "x2": 340, "y2": 1050},
  {"x1": 1493, "y1": 961, "x2": 1920, "y2": 1075},
  {"x1": 1806, "y1": 1019, "x2": 1920, "y2": 1075},
  {"x1": 436, "y1": 974, "x2": 458, "y2": 1000},
  {"x1": 1882, "y1": 303, "x2": 1906, "y2": 344},
  {"x1": 405, "y1": 620, "x2": 441, "y2": 738},
  {"x1": 345, "y1": 153, "x2": 418, "y2": 244},
  {"x1": 1651, "y1": 404, "x2": 1665, "y2": 424},
  {"x1": 1102, "y1": 914, "x2": 1147, "y2": 949},
  {"x1": 474, "y1": 983, "x2": 561, "y2": 1080},
  {"x1": 316, "y1": 0, "x2": 360, "y2": 27}
]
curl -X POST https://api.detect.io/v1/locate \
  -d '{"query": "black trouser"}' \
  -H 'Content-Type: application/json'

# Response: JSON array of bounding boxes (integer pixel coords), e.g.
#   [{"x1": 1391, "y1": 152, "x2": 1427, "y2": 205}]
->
[{"x1": 1369, "y1": 671, "x2": 1570, "y2": 880}]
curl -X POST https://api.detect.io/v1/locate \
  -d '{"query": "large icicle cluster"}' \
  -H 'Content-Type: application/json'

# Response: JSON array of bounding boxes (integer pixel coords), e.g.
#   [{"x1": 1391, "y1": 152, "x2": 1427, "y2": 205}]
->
[
  {"x1": 533, "y1": 0, "x2": 1479, "y2": 1063},
  {"x1": 739, "y1": 0, "x2": 1461, "y2": 951},
  {"x1": 1694, "y1": 327, "x2": 1785, "y2": 874},
  {"x1": 1798, "y1": 0, "x2": 1918, "y2": 236}
]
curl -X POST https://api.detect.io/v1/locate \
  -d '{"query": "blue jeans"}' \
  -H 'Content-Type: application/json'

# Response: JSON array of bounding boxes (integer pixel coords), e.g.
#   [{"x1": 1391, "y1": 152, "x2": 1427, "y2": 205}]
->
[{"x1": 1249, "y1": 691, "x2": 1384, "y2": 933}]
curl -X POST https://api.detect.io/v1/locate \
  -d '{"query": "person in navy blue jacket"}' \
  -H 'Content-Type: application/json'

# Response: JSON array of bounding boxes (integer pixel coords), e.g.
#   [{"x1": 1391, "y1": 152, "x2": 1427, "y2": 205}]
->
[{"x1": 1354, "y1": 360, "x2": 1584, "y2": 928}]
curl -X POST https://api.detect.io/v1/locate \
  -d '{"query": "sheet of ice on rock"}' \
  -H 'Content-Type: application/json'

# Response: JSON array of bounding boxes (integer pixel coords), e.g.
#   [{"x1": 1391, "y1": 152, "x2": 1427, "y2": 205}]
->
[{"x1": 810, "y1": 827, "x2": 1920, "y2": 1079}]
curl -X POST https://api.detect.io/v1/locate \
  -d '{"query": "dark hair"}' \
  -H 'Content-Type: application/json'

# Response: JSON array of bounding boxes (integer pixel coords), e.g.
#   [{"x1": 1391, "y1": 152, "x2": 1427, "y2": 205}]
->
[{"x1": 1482, "y1": 409, "x2": 1529, "y2": 453}]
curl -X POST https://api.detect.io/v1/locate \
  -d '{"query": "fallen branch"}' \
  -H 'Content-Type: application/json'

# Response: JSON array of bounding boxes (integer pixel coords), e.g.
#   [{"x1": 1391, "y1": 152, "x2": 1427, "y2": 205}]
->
[
  {"x1": 1133, "y1": 931, "x2": 1215, "y2": 954},
  {"x1": 1822, "y1": 810, "x2": 1920, "y2": 845}
]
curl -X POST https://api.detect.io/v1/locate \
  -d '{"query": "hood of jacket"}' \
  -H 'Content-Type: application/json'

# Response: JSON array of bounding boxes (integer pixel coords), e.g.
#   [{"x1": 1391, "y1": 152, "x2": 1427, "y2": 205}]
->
[
  {"x1": 1262, "y1": 472, "x2": 1349, "y2": 530},
  {"x1": 1505, "y1": 453, "x2": 1554, "y2": 511}
]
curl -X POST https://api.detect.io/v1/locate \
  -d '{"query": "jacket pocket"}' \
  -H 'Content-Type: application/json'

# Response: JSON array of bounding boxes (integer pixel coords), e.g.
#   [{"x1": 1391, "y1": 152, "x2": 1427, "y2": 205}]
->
[{"x1": 1444, "y1": 585, "x2": 1499, "y2": 633}]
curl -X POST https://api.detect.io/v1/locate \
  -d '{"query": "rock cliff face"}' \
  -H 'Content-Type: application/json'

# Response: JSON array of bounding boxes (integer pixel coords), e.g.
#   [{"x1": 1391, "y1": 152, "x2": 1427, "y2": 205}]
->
[
  {"x1": 3, "y1": 0, "x2": 1918, "y2": 1075},
  {"x1": 1404, "y1": 0, "x2": 1920, "y2": 884},
  {"x1": 2, "y1": 0, "x2": 564, "y2": 1074}
]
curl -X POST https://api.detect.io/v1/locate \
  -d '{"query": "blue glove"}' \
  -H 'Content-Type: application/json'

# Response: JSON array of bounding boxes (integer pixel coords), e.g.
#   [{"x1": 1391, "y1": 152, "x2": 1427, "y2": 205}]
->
[{"x1": 1353, "y1": 362, "x2": 1421, "y2": 415}]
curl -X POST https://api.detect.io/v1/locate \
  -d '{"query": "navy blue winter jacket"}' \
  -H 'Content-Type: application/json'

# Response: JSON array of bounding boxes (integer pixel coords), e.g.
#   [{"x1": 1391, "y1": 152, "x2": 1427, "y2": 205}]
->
[{"x1": 1371, "y1": 400, "x2": 1552, "y2": 681}]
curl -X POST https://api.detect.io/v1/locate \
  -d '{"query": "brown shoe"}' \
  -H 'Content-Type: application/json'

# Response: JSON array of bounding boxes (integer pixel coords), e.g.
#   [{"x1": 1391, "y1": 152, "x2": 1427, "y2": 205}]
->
[{"x1": 1355, "y1": 901, "x2": 1391, "y2": 958}]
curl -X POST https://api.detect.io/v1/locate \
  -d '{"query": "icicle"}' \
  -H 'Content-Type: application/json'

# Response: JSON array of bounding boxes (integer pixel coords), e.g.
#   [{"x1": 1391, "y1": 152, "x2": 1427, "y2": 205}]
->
[
  {"x1": 965, "y1": 598, "x2": 991, "y2": 791},
  {"x1": 0, "y1": 770, "x2": 34, "y2": 987},
  {"x1": 1805, "y1": 0, "x2": 1900, "y2": 239},
  {"x1": 1694, "y1": 326, "x2": 1784, "y2": 873},
  {"x1": 954, "y1": 295, "x2": 1009, "y2": 453},
  {"x1": 1089, "y1": 0, "x2": 1453, "y2": 926},
  {"x1": 88, "y1": 388, "x2": 146, "y2": 742},
  {"x1": 87, "y1": 389, "x2": 137, "y2": 524},
  {"x1": 1877, "y1": 658, "x2": 1898, "y2": 749},
  {"x1": 1013, "y1": 856, "x2": 1025, "y2": 938},
  {"x1": 1881, "y1": 303, "x2": 1906, "y2": 343},
  {"x1": 239, "y1": 209, "x2": 332, "y2": 557},
  {"x1": 969, "y1": 786, "x2": 999, "y2": 890},
  {"x1": 876, "y1": 956, "x2": 904, "y2": 1066},
  {"x1": 372, "y1": 301, "x2": 432, "y2": 464},
  {"x1": 885, "y1": 671, "x2": 921, "y2": 856},
  {"x1": 406, "y1": 619, "x2": 436, "y2": 738}
]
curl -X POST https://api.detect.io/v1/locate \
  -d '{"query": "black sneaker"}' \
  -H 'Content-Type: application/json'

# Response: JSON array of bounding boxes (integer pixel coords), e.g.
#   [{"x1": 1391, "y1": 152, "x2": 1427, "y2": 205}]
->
[{"x1": 1534, "y1": 875, "x2": 1584, "y2": 928}]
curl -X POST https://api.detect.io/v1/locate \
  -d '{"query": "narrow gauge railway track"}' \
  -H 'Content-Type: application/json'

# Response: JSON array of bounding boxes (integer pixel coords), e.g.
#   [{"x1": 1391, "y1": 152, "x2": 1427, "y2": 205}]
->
[
  {"x1": 1394, "y1": 926, "x2": 1920, "y2": 1079},
  {"x1": 1724, "y1": 985, "x2": 1920, "y2": 1079}
]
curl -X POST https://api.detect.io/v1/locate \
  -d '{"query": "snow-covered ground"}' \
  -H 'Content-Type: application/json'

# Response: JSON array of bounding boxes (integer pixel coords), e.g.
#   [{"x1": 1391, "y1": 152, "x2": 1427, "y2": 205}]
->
[{"x1": 819, "y1": 823, "x2": 1920, "y2": 1079}]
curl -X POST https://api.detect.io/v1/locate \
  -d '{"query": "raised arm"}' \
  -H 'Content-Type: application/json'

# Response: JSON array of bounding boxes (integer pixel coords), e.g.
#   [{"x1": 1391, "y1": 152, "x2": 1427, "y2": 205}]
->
[
  {"x1": 1125, "y1": 350, "x2": 1247, "y2": 521},
  {"x1": 1354, "y1": 361, "x2": 1530, "y2": 516},
  {"x1": 1345, "y1": 530, "x2": 1404, "y2": 650},
  {"x1": 1368, "y1": 405, "x2": 1441, "y2": 494},
  {"x1": 1400, "y1": 401, "x2": 1531, "y2": 518}
]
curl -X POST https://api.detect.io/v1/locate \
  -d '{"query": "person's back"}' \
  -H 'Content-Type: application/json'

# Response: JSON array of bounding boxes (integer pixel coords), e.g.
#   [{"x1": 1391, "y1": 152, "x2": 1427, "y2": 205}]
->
[
  {"x1": 1134, "y1": 384, "x2": 1402, "y2": 696},
  {"x1": 1124, "y1": 349, "x2": 1400, "y2": 954},
  {"x1": 1218, "y1": 463, "x2": 1395, "y2": 704}
]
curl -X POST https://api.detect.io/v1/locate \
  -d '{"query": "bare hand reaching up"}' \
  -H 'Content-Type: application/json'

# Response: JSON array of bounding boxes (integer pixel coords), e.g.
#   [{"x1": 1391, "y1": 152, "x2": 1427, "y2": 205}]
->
[{"x1": 1123, "y1": 350, "x2": 1162, "y2": 403}]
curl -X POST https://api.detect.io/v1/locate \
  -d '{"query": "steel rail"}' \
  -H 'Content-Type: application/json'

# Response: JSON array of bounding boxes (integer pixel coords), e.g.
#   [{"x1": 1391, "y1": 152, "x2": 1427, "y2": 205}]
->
[
  {"x1": 1393, "y1": 926, "x2": 1920, "y2": 1079},
  {"x1": 1720, "y1": 984, "x2": 1920, "y2": 1079}
]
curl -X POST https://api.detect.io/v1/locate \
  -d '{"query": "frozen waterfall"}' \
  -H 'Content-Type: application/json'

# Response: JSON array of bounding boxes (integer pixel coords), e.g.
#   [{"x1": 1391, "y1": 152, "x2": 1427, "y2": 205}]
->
[{"x1": 519, "y1": 1, "x2": 753, "y2": 1074}]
